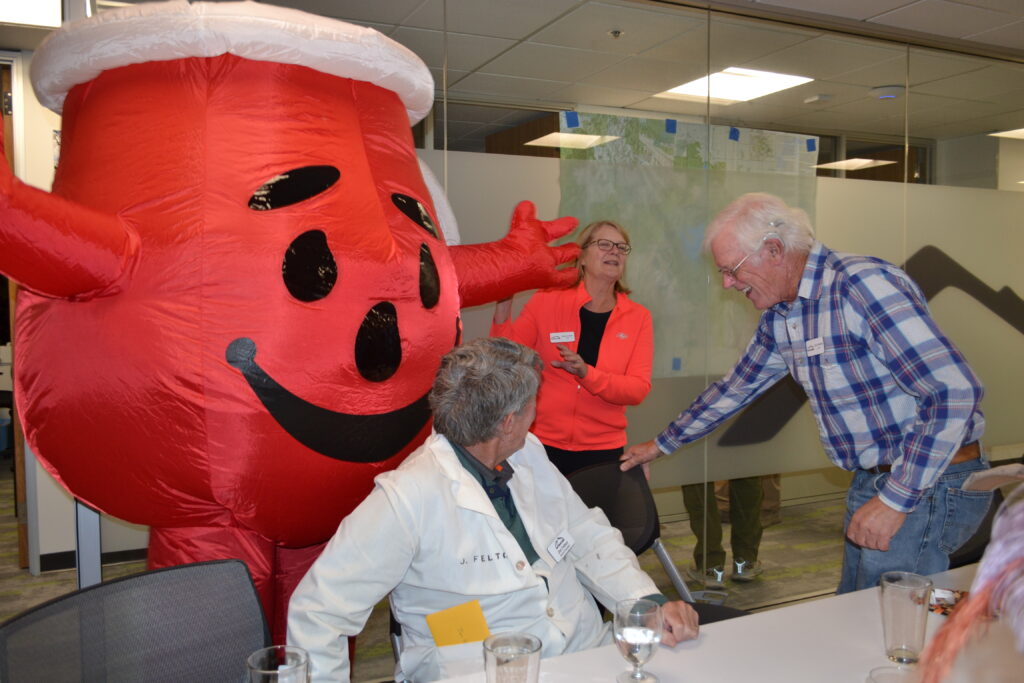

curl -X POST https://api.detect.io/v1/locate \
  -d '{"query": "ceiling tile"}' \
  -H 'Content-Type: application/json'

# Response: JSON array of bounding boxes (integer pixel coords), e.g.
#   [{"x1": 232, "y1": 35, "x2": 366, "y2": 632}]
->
[
  {"x1": 751, "y1": 1, "x2": 914, "y2": 22},
  {"x1": 436, "y1": 103, "x2": 528, "y2": 125},
  {"x1": 580, "y1": 57, "x2": 697, "y2": 93},
  {"x1": 391, "y1": 27, "x2": 516, "y2": 71},
  {"x1": 907, "y1": 97, "x2": 1013, "y2": 127},
  {"x1": 530, "y1": 1, "x2": 704, "y2": 55},
  {"x1": 627, "y1": 97, "x2": 713, "y2": 119},
  {"x1": 484, "y1": 43, "x2": 625, "y2": 82},
  {"x1": 448, "y1": 72, "x2": 567, "y2": 100},
  {"x1": 910, "y1": 63, "x2": 1024, "y2": 100},
  {"x1": 547, "y1": 82, "x2": 652, "y2": 108},
  {"x1": 270, "y1": 0, "x2": 425, "y2": 24},
  {"x1": 965, "y1": 20, "x2": 1024, "y2": 51},
  {"x1": 904, "y1": 49, "x2": 994, "y2": 83},
  {"x1": 948, "y1": 0, "x2": 1024, "y2": 17},
  {"x1": 743, "y1": 35, "x2": 906, "y2": 80},
  {"x1": 706, "y1": 16, "x2": 822, "y2": 70},
  {"x1": 401, "y1": 0, "x2": 583, "y2": 39},
  {"x1": 870, "y1": 0, "x2": 1012, "y2": 40}
]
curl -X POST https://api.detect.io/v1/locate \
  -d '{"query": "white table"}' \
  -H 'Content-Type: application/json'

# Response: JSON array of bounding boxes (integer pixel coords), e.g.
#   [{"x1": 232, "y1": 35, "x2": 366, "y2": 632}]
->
[{"x1": 438, "y1": 564, "x2": 1023, "y2": 682}]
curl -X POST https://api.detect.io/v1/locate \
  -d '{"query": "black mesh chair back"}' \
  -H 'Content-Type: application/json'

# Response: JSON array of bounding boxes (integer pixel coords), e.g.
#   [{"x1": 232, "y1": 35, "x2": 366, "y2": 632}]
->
[
  {"x1": 568, "y1": 461, "x2": 660, "y2": 556},
  {"x1": 569, "y1": 461, "x2": 761, "y2": 626},
  {"x1": 0, "y1": 559, "x2": 270, "y2": 682}
]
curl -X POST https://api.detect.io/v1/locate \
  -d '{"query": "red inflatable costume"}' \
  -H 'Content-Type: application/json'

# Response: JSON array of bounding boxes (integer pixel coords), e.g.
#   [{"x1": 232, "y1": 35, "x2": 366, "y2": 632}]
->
[{"x1": 0, "y1": 0, "x2": 577, "y2": 637}]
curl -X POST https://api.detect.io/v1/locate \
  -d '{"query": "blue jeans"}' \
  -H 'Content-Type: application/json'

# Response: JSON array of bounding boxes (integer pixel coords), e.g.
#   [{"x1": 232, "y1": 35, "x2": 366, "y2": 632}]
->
[{"x1": 837, "y1": 458, "x2": 993, "y2": 594}]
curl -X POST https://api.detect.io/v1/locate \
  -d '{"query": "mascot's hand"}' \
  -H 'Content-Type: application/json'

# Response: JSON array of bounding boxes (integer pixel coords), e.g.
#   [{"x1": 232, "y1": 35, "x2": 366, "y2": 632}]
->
[
  {"x1": 451, "y1": 200, "x2": 579, "y2": 308},
  {"x1": 504, "y1": 200, "x2": 580, "y2": 286}
]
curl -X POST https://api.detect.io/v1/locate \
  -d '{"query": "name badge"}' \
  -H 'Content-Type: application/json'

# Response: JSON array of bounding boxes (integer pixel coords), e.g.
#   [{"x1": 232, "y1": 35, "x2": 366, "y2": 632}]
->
[
  {"x1": 550, "y1": 331, "x2": 575, "y2": 344},
  {"x1": 806, "y1": 337, "x2": 824, "y2": 357},
  {"x1": 547, "y1": 530, "x2": 575, "y2": 563}
]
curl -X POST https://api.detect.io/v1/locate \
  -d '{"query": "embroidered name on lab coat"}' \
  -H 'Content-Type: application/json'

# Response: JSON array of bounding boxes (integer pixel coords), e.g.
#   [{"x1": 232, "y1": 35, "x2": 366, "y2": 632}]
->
[{"x1": 460, "y1": 551, "x2": 509, "y2": 565}]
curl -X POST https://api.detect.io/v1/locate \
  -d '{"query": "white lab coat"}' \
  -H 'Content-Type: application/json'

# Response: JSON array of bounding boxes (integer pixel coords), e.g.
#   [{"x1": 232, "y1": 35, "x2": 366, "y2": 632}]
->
[{"x1": 287, "y1": 431, "x2": 659, "y2": 682}]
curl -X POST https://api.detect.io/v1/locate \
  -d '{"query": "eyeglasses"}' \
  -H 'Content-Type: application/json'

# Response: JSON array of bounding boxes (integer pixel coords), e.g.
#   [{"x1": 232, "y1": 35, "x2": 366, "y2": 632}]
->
[
  {"x1": 718, "y1": 244, "x2": 762, "y2": 280},
  {"x1": 585, "y1": 239, "x2": 632, "y2": 255}
]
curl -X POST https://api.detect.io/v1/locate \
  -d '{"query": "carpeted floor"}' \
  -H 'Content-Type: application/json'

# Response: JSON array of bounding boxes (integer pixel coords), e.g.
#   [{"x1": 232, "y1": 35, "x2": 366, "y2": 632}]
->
[{"x1": 0, "y1": 460, "x2": 845, "y2": 682}]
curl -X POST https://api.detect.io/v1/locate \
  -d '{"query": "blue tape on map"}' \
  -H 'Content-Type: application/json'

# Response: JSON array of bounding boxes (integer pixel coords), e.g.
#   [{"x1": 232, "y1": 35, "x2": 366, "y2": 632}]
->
[
  {"x1": 729, "y1": 127, "x2": 740, "y2": 141},
  {"x1": 565, "y1": 111, "x2": 580, "y2": 128},
  {"x1": 806, "y1": 138, "x2": 817, "y2": 152},
  {"x1": 666, "y1": 119, "x2": 677, "y2": 134},
  {"x1": 672, "y1": 357, "x2": 682, "y2": 372}
]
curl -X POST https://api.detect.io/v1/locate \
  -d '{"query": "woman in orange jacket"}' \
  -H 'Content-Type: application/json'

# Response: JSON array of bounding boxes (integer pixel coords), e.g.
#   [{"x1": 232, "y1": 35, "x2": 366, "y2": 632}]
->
[{"x1": 491, "y1": 220, "x2": 653, "y2": 476}]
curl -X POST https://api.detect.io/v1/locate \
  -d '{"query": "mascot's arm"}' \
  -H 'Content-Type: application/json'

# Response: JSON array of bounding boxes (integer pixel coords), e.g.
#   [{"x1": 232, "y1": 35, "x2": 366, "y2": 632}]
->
[
  {"x1": 451, "y1": 200, "x2": 580, "y2": 308},
  {"x1": 0, "y1": 128, "x2": 137, "y2": 300}
]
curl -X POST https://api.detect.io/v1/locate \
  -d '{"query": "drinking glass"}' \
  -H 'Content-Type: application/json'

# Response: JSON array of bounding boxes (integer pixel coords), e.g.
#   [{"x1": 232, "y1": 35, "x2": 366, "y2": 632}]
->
[
  {"x1": 613, "y1": 598, "x2": 662, "y2": 683},
  {"x1": 246, "y1": 645, "x2": 310, "y2": 683},
  {"x1": 483, "y1": 632, "x2": 541, "y2": 683},
  {"x1": 879, "y1": 571, "x2": 933, "y2": 664}
]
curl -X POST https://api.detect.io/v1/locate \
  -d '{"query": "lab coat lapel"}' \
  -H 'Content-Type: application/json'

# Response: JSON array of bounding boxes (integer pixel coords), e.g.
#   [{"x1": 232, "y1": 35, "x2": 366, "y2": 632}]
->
[
  {"x1": 507, "y1": 447, "x2": 559, "y2": 567},
  {"x1": 433, "y1": 434, "x2": 502, "y2": 517}
]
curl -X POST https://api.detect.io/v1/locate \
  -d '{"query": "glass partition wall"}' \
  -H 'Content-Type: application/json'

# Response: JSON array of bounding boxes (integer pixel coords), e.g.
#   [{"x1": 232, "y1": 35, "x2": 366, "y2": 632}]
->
[
  {"x1": 88, "y1": 0, "x2": 1023, "y2": 611},
  {"x1": 421, "y1": 1, "x2": 1024, "y2": 610}
]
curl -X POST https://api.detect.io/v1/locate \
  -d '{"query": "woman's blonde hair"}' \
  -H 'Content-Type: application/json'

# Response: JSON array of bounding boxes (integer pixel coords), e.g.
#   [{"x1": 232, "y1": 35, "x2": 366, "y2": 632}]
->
[{"x1": 572, "y1": 220, "x2": 632, "y2": 295}]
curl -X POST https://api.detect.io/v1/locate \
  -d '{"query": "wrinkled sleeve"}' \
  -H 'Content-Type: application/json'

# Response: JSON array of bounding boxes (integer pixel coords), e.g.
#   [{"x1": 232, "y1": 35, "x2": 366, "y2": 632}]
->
[
  {"x1": 288, "y1": 485, "x2": 417, "y2": 683},
  {"x1": 578, "y1": 306, "x2": 652, "y2": 406},
  {"x1": 656, "y1": 315, "x2": 789, "y2": 455}
]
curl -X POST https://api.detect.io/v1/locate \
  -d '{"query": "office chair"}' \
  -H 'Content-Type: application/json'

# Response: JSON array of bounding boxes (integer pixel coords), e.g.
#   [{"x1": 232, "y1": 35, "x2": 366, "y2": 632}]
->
[
  {"x1": 0, "y1": 559, "x2": 270, "y2": 682},
  {"x1": 568, "y1": 461, "x2": 749, "y2": 621}
]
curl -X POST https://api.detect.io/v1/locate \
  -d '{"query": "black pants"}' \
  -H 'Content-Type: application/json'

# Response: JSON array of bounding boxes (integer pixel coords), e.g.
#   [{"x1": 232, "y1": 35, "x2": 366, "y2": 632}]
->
[{"x1": 543, "y1": 444, "x2": 623, "y2": 478}]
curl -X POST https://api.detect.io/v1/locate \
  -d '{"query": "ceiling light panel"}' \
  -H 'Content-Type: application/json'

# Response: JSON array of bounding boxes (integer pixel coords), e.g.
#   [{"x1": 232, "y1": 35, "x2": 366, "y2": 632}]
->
[
  {"x1": 524, "y1": 133, "x2": 621, "y2": 149},
  {"x1": 657, "y1": 67, "x2": 812, "y2": 104}
]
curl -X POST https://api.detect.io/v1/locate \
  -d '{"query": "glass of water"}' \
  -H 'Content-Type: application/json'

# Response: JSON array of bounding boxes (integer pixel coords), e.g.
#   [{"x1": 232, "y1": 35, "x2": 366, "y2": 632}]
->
[{"x1": 613, "y1": 598, "x2": 662, "y2": 683}]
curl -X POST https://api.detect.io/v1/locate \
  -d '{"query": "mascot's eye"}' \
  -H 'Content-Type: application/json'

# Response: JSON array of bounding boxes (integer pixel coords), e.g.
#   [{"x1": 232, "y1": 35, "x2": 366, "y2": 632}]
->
[
  {"x1": 419, "y1": 244, "x2": 440, "y2": 309},
  {"x1": 392, "y1": 194, "x2": 438, "y2": 237},
  {"x1": 283, "y1": 230, "x2": 338, "y2": 302},
  {"x1": 356, "y1": 302, "x2": 401, "y2": 382},
  {"x1": 249, "y1": 165, "x2": 340, "y2": 211}
]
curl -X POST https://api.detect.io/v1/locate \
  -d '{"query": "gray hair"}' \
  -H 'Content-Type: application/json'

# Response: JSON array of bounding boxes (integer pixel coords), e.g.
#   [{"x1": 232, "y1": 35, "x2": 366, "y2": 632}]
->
[
  {"x1": 702, "y1": 193, "x2": 815, "y2": 255},
  {"x1": 429, "y1": 337, "x2": 543, "y2": 447}
]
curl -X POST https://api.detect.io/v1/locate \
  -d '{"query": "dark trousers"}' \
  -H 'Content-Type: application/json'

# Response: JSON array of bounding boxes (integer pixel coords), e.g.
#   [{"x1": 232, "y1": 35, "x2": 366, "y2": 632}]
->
[{"x1": 682, "y1": 476, "x2": 763, "y2": 568}]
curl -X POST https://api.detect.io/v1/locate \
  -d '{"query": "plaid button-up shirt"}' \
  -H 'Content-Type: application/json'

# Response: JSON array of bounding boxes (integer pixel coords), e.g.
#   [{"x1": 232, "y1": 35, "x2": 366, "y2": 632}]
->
[{"x1": 656, "y1": 242, "x2": 984, "y2": 513}]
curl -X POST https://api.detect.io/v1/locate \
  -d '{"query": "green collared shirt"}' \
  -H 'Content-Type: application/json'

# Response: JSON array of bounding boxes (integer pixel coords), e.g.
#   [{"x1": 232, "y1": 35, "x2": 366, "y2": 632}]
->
[
  {"x1": 451, "y1": 441, "x2": 540, "y2": 567},
  {"x1": 451, "y1": 441, "x2": 667, "y2": 607}
]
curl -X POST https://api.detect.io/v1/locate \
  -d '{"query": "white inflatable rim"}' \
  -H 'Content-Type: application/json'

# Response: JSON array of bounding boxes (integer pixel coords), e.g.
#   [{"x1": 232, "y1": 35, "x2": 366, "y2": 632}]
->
[{"x1": 30, "y1": 0, "x2": 434, "y2": 123}]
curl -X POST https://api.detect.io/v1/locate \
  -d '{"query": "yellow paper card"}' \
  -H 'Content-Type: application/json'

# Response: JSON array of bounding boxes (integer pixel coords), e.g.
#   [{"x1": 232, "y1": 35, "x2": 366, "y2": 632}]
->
[{"x1": 425, "y1": 600, "x2": 491, "y2": 646}]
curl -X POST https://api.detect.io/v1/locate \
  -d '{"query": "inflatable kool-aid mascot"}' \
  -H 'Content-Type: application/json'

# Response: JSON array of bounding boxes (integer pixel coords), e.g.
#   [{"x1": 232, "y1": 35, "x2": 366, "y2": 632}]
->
[{"x1": 0, "y1": 0, "x2": 578, "y2": 637}]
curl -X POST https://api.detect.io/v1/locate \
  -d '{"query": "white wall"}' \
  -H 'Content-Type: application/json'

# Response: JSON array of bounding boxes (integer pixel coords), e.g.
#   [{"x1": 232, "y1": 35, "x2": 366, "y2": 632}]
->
[{"x1": 997, "y1": 138, "x2": 1024, "y2": 191}]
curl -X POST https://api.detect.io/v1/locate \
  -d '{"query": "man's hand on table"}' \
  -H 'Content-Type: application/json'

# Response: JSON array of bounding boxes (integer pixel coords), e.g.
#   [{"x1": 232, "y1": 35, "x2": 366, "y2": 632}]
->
[
  {"x1": 846, "y1": 495, "x2": 906, "y2": 551},
  {"x1": 659, "y1": 600, "x2": 699, "y2": 646}
]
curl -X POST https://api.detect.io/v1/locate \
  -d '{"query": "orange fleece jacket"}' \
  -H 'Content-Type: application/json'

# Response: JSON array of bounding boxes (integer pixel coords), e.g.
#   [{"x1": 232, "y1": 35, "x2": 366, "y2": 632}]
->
[{"x1": 491, "y1": 282, "x2": 653, "y2": 450}]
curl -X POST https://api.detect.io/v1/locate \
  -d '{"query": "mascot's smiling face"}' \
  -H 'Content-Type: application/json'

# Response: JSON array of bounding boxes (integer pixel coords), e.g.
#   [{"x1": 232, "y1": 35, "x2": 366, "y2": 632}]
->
[{"x1": 23, "y1": 55, "x2": 459, "y2": 545}]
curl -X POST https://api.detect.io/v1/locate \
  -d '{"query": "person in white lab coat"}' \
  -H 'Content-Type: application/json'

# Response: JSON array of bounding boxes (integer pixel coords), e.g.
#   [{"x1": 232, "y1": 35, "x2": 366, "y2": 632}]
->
[{"x1": 288, "y1": 337, "x2": 699, "y2": 682}]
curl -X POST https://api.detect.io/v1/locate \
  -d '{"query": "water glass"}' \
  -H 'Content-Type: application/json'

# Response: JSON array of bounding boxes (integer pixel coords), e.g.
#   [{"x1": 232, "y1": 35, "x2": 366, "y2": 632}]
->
[
  {"x1": 613, "y1": 598, "x2": 662, "y2": 683},
  {"x1": 483, "y1": 632, "x2": 541, "y2": 683},
  {"x1": 879, "y1": 571, "x2": 933, "y2": 664},
  {"x1": 246, "y1": 645, "x2": 310, "y2": 683}
]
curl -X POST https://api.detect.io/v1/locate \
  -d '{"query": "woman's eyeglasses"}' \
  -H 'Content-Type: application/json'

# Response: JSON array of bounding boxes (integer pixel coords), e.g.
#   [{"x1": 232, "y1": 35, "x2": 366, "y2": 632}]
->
[{"x1": 585, "y1": 239, "x2": 632, "y2": 255}]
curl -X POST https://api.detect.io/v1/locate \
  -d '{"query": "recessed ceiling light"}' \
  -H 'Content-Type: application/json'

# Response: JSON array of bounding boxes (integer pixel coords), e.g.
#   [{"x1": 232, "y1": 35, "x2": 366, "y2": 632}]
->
[
  {"x1": 655, "y1": 67, "x2": 812, "y2": 105},
  {"x1": 524, "y1": 133, "x2": 620, "y2": 149},
  {"x1": 989, "y1": 128, "x2": 1024, "y2": 139},
  {"x1": 814, "y1": 159, "x2": 898, "y2": 171}
]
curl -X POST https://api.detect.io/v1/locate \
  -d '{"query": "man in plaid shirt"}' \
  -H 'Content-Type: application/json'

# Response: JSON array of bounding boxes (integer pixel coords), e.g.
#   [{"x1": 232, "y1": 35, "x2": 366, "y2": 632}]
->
[{"x1": 621, "y1": 193, "x2": 992, "y2": 592}]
